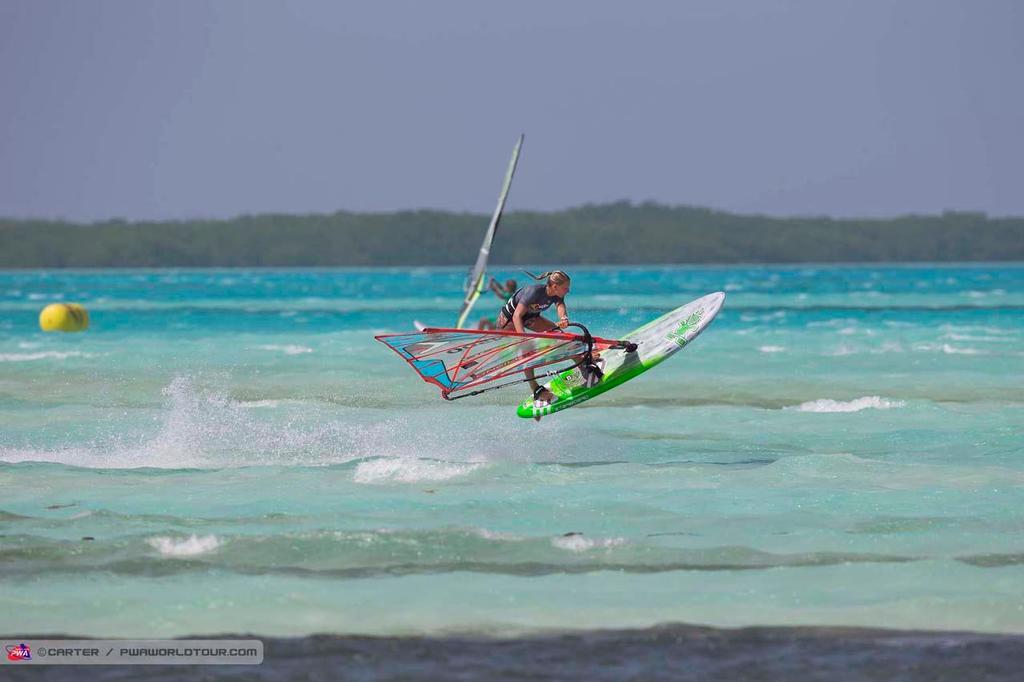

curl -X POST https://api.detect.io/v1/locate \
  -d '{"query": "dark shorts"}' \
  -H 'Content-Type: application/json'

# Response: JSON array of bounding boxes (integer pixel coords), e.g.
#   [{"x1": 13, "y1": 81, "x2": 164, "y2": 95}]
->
[{"x1": 496, "y1": 312, "x2": 552, "y2": 331}]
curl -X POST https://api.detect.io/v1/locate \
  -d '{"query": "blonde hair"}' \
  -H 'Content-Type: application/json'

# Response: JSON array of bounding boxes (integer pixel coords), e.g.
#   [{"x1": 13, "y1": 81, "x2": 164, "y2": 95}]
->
[{"x1": 523, "y1": 270, "x2": 570, "y2": 286}]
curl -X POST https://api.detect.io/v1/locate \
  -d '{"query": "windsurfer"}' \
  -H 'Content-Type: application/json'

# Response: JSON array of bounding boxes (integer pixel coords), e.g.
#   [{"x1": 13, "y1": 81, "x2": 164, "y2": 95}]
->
[
  {"x1": 476, "y1": 278, "x2": 518, "y2": 330},
  {"x1": 496, "y1": 270, "x2": 571, "y2": 404}
]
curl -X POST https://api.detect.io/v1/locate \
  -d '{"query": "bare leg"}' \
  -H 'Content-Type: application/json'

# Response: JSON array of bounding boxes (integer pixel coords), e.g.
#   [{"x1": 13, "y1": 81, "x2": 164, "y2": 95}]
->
[
  {"x1": 524, "y1": 317, "x2": 558, "y2": 333},
  {"x1": 523, "y1": 317, "x2": 558, "y2": 404}
]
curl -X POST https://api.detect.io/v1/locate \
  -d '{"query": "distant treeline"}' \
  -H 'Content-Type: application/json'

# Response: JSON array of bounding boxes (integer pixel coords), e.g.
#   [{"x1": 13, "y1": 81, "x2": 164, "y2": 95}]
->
[{"x1": 2, "y1": 202, "x2": 1022, "y2": 267}]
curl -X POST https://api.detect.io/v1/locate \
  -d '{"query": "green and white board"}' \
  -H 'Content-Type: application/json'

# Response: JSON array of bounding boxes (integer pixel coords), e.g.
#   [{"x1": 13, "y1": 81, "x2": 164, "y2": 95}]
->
[{"x1": 516, "y1": 292, "x2": 725, "y2": 419}]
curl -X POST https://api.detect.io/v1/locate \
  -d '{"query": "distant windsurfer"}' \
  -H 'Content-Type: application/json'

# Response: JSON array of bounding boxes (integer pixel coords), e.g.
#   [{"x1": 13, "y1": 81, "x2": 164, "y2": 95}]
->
[
  {"x1": 490, "y1": 277, "x2": 518, "y2": 301},
  {"x1": 476, "y1": 277, "x2": 518, "y2": 330},
  {"x1": 496, "y1": 270, "x2": 572, "y2": 406}
]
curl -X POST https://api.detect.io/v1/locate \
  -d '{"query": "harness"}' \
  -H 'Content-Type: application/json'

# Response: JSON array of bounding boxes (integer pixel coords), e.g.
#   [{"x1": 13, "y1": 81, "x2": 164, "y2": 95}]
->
[{"x1": 501, "y1": 284, "x2": 560, "y2": 322}]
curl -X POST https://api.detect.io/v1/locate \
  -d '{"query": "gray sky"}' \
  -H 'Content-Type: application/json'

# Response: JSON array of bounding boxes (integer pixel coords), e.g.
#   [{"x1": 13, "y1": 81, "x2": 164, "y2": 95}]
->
[{"x1": 1, "y1": 0, "x2": 1021, "y2": 221}]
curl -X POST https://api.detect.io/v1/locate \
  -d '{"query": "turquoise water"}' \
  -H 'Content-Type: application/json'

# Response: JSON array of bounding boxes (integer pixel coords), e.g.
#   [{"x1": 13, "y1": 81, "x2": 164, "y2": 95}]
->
[{"x1": 1, "y1": 265, "x2": 1023, "y2": 637}]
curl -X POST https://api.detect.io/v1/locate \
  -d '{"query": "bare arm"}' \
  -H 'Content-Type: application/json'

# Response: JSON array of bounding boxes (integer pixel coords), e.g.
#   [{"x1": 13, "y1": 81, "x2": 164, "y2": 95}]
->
[
  {"x1": 512, "y1": 302, "x2": 530, "y2": 333},
  {"x1": 556, "y1": 301, "x2": 569, "y2": 329}
]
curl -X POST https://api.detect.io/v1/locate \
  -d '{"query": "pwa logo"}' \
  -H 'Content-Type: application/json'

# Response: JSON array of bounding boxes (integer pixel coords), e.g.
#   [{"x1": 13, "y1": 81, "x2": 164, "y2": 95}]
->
[{"x1": 6, "y1": 643, "x2": 31, "y2": 661}]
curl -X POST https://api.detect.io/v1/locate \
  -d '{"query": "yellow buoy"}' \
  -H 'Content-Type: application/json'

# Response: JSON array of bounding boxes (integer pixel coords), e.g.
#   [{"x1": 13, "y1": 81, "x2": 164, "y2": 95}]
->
[{"x1": 39, "y1": 303, "x2": 90, "y2": 332}]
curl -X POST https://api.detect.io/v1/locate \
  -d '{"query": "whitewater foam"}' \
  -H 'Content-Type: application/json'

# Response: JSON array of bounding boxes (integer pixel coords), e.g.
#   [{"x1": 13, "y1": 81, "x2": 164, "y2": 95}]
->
[
  {"x1": 353, "y1": 457, "x2": 485, "y2": 484},
  {"x1": 472, "y1": 527, "x2": 522, "y2": 541},
  {"x1": 914, "y1": 343, "x2": 985, "y2": 355},
  {"x1": 551, "y1": 535, "x2": 627, "y2": 553},
  {"x1": 237, "y1": 399, "x2": 283, "y2": 408},
  {"x1": 253, "y1": 344, "x2": 313, "y2": 355},
  {"x1": 941, "y1": 334, "x2": 1014, "y2": 343},
  {"x1": 148, "y1": 534, "x2": 221, "y2": 557},
  {"x1": 787, "y1": 397, "x2": 905, "y2": 413},
  {"x1": 0, "y1": 351, "x2": 95, "y2": 362}
]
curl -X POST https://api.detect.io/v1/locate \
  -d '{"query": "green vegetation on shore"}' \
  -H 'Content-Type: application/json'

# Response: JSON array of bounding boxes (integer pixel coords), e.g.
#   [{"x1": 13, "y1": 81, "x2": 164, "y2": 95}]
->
[{"x1": 2, "y1": 202, "x2": 1021, "y2": 267}]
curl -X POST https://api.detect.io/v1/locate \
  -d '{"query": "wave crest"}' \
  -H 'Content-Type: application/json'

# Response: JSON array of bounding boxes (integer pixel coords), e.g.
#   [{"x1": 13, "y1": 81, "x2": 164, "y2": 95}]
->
[{"x1": 787, "y1": 397, "x2": 905, "y2": 413}]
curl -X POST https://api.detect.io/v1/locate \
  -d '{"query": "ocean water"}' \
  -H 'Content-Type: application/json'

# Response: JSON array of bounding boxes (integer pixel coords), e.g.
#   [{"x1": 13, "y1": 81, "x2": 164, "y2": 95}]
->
[{"x1": 1, "y1": 265, "x2": 1023, "y2": 640}]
